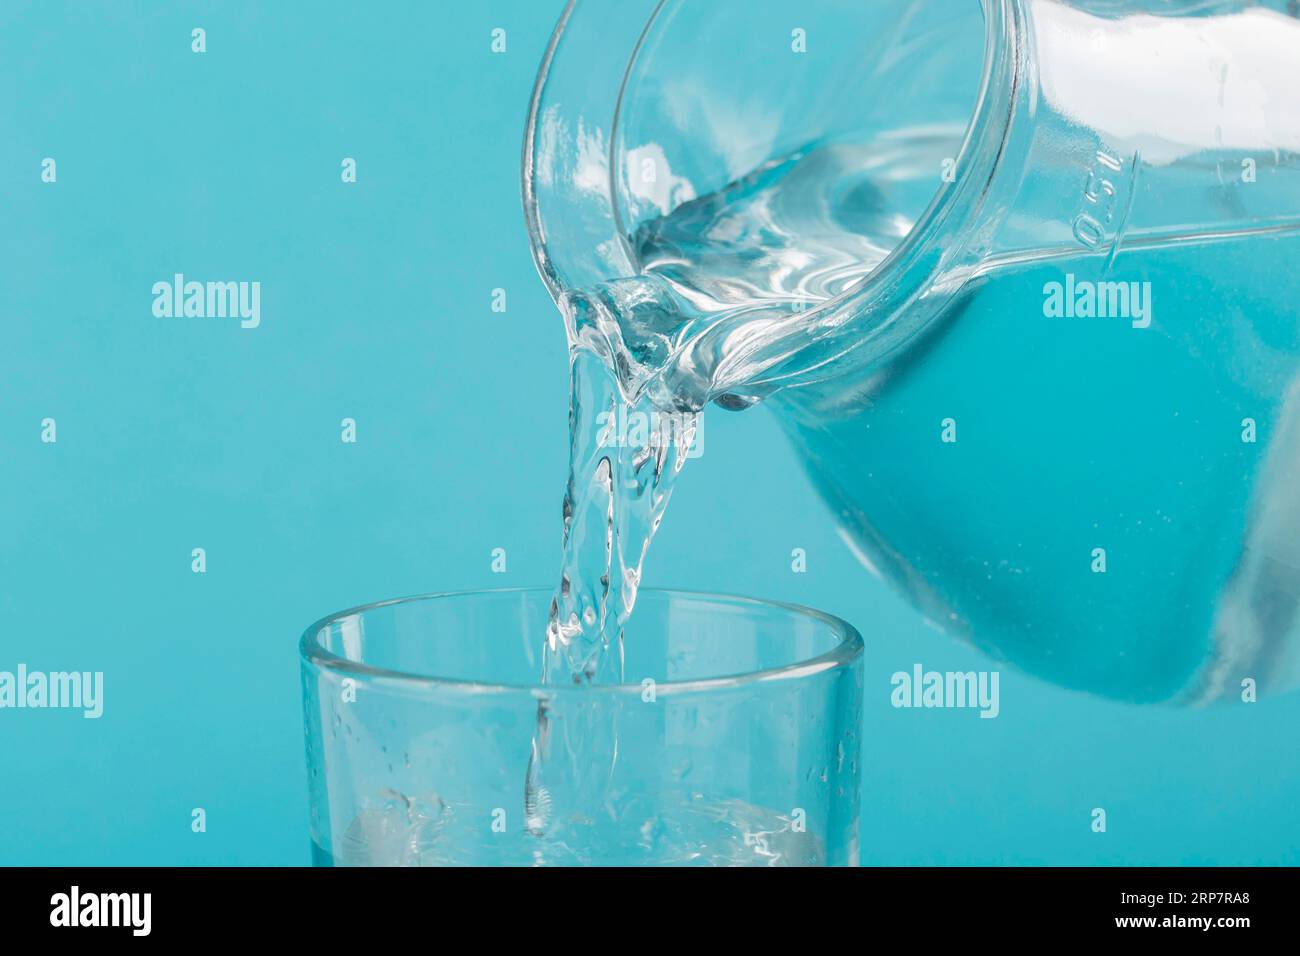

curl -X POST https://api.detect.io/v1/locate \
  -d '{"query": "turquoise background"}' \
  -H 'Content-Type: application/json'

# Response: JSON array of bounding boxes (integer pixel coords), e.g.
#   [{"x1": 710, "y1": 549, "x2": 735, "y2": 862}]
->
[{"x1": 1, "y1": 0, "x2": 1296, "y2": 866}]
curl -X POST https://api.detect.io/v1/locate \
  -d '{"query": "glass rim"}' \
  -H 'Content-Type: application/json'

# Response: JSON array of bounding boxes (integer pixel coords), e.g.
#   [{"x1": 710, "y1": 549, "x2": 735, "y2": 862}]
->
[{"x1": 299, "y1": 586, "x2": 864, "y2": 697}]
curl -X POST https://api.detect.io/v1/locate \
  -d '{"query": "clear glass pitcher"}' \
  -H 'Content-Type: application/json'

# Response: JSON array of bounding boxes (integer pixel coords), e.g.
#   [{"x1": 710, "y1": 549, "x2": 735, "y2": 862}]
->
[{"x1": 523, "y1": 0, "x2": 1300, "y2": 703}]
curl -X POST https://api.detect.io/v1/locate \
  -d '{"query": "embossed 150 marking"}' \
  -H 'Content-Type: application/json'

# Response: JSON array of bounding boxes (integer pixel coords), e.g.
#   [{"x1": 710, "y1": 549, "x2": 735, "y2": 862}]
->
[{"x1": 1072, "y1": 146, "x2": 1126, "y2": 249}]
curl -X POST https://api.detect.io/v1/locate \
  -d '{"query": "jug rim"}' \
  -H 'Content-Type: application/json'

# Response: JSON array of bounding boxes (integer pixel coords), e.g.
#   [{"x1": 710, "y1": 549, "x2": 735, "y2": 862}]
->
[{"x1": 522, "y1": 0, "x2": 1021, "y2": 383}]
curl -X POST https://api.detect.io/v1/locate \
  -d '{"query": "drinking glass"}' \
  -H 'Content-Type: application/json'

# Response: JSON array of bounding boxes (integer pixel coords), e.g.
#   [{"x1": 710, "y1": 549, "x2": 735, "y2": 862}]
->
[{"x1": 300, "y1": 587, "x2": 863, "y2": 866}]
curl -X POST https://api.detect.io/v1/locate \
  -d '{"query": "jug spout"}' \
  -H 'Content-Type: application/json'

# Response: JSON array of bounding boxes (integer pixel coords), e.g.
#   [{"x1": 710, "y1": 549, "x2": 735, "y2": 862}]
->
[{"x1": 524, "y1": 0, "x2": 1015, "y2": 405}]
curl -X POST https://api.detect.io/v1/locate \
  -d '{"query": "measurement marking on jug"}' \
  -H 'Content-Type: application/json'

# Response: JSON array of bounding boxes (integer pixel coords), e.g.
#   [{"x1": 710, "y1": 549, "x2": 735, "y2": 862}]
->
[
  {"x1": 1072, "y1": 147, "x2": 1125, "y2": 250},
  {"x1": 1073, "y1": 147, "x2": 1140, "y2": 272}
]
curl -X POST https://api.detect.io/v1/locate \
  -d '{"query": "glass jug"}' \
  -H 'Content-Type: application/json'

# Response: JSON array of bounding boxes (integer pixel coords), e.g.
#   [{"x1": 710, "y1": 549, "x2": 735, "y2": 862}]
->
[{"x1": 523, "y1": 0, "x2": 1300, "y2": 703}]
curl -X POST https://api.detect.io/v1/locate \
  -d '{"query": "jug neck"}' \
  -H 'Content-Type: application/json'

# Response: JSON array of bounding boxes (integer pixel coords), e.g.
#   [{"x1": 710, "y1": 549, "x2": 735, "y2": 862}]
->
[{"x1": 757, "y1": 0, "x2": 1300, "y2": 415}]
